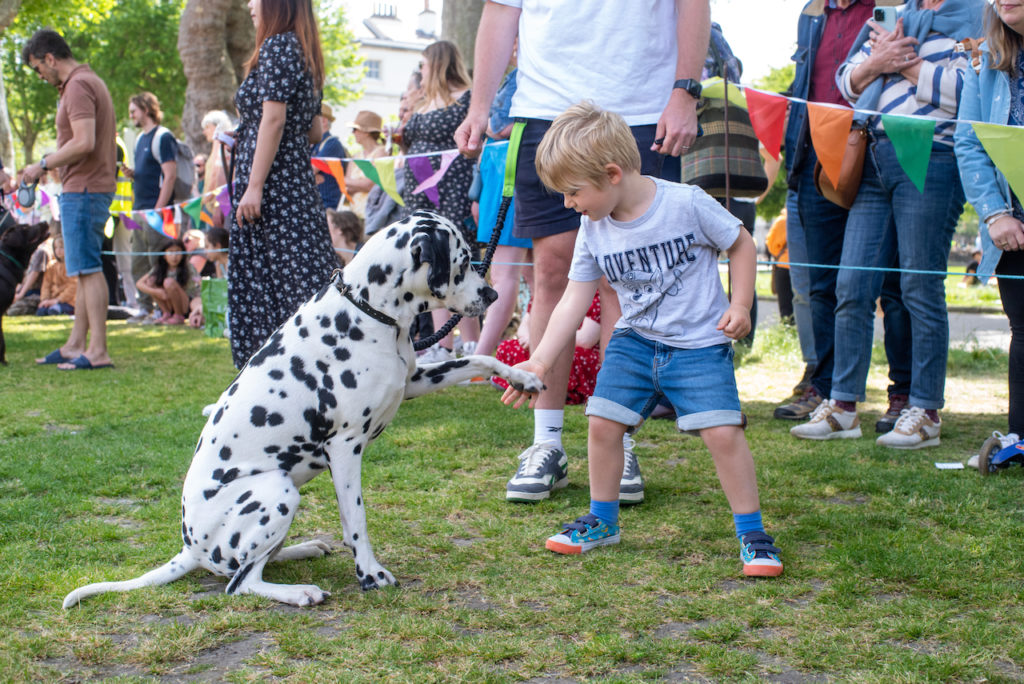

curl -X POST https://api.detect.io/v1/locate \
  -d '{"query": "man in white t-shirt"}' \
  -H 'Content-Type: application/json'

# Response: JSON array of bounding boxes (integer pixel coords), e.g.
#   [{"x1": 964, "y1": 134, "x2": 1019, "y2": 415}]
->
[{"x1": 455, "y1": 0, "x2": 710, "y2": 505}]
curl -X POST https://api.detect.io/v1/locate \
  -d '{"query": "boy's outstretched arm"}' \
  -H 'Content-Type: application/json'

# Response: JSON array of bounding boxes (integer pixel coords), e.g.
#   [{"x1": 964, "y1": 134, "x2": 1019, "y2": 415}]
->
[
  {"x1": 717, "y1": 227, "x2": 755, "y2": 339},
  {"x1": 501, "y1": 279, "x2": 599, "y2": 409}
]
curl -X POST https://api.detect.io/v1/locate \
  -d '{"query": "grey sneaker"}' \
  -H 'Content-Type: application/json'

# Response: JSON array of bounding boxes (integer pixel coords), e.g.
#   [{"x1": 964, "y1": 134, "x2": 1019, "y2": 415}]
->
[
  {"x1": 506, "y1": 442, "x2": 568, "y2": 502},
  {"x1": 619, "y1": 436, "x2": 644, "y2": 505},
  {"x1": 874, "y1": 394, "x2": 908, "y2": 434},
  {"x1": 774, "y1": 387, "x2": 823, "y2": 421},
  {"x1": 790, "y1": 399, "x2": 861, "y2": 440},
  {"x1": 876, "y1": 407, "x2": 940, "y2": 450}
]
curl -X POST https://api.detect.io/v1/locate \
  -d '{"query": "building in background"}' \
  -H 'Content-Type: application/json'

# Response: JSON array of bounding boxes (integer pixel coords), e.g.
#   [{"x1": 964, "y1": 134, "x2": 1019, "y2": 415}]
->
[{"x1": 332, "y1": 2, "x2": 438, "y2": 151}]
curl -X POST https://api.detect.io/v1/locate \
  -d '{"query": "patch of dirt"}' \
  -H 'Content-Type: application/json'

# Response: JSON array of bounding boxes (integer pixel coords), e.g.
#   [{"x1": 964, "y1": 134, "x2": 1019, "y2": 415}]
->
[
  {"x1": 99, "y1": 516, "x2": 143, "y2": 530},
  {"x1": 451, "y1": 537, "x2": 482, "y2": 547},
  {"x1": 750, "y1": 649, "x2": 830, "y2": 683},
  {"x1": 189, "y1": 576, "x2": 228, "y2": 601},
  {"x1": 824, "y1": 495, "x2": 868, "y2": 506},
  {"x1": 653, "y1": 619, "x2": 713, "y2": 639},
  {"x1": 159, "y1": 633, "x2": 276, "y2": 682},
  {"x1": 139, "y1": 614, "x2": 194, "y2": 628}
]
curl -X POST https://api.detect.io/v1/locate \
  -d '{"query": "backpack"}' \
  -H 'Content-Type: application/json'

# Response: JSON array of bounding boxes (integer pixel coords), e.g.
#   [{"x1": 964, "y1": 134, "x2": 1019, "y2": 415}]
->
[{"x1": 150, "y1": 126, "x2": 195, "y2": 203}]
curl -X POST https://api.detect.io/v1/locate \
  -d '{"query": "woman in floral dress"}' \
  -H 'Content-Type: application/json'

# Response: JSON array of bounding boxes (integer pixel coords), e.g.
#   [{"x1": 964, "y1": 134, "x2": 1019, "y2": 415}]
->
[{"x1": 228, "y1": 0, "x2": 337, "y2": 368}]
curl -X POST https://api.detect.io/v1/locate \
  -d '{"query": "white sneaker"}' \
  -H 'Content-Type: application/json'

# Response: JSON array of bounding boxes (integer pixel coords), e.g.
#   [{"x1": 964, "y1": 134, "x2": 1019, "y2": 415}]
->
[
  {"x1": 790, "y1": 399, "x2": 861, "y2": 440},
  {"x1": 458, "y1": 340, "x2": 477, "y2": 357},
  {"x1": 968, "y1": 431, "x2": 1021, "y2": 468},
  {"x1": 418, "y1": 345, "x2": 454, "y2": 364},
  {"x1": 876, "y1": 406, "x2": 940, "y2": 449}
]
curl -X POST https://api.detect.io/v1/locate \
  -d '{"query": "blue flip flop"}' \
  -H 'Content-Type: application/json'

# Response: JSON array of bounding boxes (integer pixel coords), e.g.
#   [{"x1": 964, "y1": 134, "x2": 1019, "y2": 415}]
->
[
  {"x1": 58, "y1": 355, "x2": 114, "y2": 371},
  {"x1": 37, "y1": 349, "x2": 72, "y2": 365}
]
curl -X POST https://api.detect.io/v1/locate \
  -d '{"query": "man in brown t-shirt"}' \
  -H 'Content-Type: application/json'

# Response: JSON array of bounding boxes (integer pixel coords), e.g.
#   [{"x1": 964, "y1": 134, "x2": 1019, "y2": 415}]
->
[{"x1": 22, "y1": 29, "x2": 117, "y2": 370}]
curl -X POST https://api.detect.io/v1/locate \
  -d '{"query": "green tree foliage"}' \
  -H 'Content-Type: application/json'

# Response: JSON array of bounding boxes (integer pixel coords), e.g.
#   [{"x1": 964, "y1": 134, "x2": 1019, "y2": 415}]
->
[
  {"x1": 754, "y1": 63, "x2": 796, "y2": 222},
  {"x1": 317, "y1": 0, "x2": 363, "y2": 105}
]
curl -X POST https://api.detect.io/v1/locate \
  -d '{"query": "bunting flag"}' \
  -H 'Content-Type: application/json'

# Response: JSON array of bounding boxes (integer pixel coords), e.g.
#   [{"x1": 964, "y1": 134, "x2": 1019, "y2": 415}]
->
[
  {"x1": 311, "y1": 157, "x2": 354, "y2": 204},
  {"x1": 407, "y1": 155, "x2": 439, "y2": 205},
  {"x1": 217, "y1": 186, "x2": 232, "y2": 220},
  {"x1": 119, "y1": 212, "x2": 141, "y2": 231},
  {"x1": 158, "y1": 206, "x2": 178, "y2": 240},
  {"x1": 38, "y1": 189, "x2": 50, "y2": 208},
  {"x1": 807, "y1": 103, "x2": 854, "y2": 188},
  {"x1": 701, "y1": 77, "x2": 749, "y2": 109},
  {"x1": 182, "y1": 196, "x2": 203, "y2": 228},
  {"x1": 971, "y1": 123, "x2": 1024, "y2": 202},
  {"x1": 199, "y1": 206, "x2": 214, "y2": 227},
  {"x1": 373, "y1": 157, "x2": 404, "y2": 206},
  {"x1": 411, "y1": 150, "x2": 459, "y2": 205},
  {"x1": 745, "y1": 88, "x2": 789, "y2": 161},
  {"x1": 881, "y1": 114, "x2": 935, "y2": 193},
  {"x1": 352, "y1": 159, "x2": 381, "y2": 188},
  {"x1": 144, "y1": 209, "x2": 162, "y2": 234}
]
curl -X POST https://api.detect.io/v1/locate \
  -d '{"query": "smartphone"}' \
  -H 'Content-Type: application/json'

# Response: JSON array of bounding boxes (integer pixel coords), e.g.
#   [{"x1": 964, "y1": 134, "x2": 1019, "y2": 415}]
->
[
  {"x1": 872, "y1": 6, "x2": 898, "y2": 33},
  {"x1": 215, "y1": 130, "x2": 236, "y2": 150}
]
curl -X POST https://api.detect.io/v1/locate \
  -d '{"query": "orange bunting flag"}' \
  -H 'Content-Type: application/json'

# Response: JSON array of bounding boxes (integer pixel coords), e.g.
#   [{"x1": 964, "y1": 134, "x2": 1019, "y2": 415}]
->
[
  {"x1": 807, "y1": 103, "x2": 854, "y2": 188},
  {"x1": 311, "y1": 157, "x2": 354, "y2": 205},
  {"x1": 745, "y1": 88, "x2": 789, "y2": 161},
  {"x1": 161, "y1": 206, "x2": 179, "y2": 240}
]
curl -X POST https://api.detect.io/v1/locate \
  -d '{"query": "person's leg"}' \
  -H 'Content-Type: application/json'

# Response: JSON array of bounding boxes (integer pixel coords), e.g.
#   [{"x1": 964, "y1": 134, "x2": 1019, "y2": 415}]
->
[
  {"x1": 112, "y1": 219, "x2": 138, "y2": 309},
  {"x1": 785, "y1": 189, "x2": 816, "y2": 370},
  {"x1": 876, "y1": 249, "x2": 912, "y2": 433},
  {"x1": 101, "y1": 231, "x2": 119, "y2": 306},
  {"x1": 716, "y1": 198, "x2": 758, "y2": 346},
  {"x1": 702, "y1": 425, "x2": 760, "y2": 515},
  {"x1": 164, "y1": 279, "x2": 191, "y2": 316},
  {"x1": 476, "y1": 246, "x2": 526, "y2": 356},
  {"x1": 997, "y1": 249, "x2": 1024, "y2": 436},
  {"x1": 587, "y1": 416, "x2": 628, "y2": 503},
  {"x1": 775, "y1": 266, "x2": 794, "y2": 320},
  {"x1": 130, "y1": 228, "x2": 154, "y2": 313},
  {"x1": 528, "y1": 231, "x2": 578, "y2": 410}
]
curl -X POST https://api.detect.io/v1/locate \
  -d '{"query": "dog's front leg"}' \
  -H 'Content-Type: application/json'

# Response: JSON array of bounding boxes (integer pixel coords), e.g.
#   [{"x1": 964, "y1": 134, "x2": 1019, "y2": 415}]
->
[
  {"x1": 327, "y1": 442, "x2": 397, "y2": 591},
  {"x1": 404, "y1": 356, "x2": 543, "y2": 399}
]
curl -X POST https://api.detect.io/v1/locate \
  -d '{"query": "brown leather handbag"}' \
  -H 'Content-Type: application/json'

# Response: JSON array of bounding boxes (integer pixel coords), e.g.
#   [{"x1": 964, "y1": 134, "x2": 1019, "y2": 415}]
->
[{"x1": 813, "y1": 127, "x2": 868, "y2": 210}]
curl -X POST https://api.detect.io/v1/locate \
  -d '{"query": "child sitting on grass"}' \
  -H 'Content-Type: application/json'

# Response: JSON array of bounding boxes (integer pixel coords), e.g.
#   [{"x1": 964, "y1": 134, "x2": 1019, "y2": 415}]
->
[
  {"x1": 36, "y1": 234, "x2": 76, "y2": 316},
  {"x1": 135, "y1": 239, "x2": 199, "y2": 326},
  {"x1": 500, "y1": 101, "x2": 782, "y2": 577}
]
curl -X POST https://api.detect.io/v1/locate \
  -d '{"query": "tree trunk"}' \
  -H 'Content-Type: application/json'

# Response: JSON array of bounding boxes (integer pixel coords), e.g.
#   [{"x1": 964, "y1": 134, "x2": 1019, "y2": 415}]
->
[
  {"x1": 177, "y1": 0, "x2": 253, "y2": 154},
  {"x1": 0, "y1": 0, "x2": 21, "y2": 169},
  {"x1": 441, "y1": 0, "x2": 482, "y2": 72}
]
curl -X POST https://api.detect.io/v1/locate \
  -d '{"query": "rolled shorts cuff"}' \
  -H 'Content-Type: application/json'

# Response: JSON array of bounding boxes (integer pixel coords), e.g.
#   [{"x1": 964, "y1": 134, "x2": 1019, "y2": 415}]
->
[
  {"x1": 584, "y1": 395, "x2": 644, "y2": 428},
  {"x1": 676, "y1": 409, "x2": 745, "y2": 435}
]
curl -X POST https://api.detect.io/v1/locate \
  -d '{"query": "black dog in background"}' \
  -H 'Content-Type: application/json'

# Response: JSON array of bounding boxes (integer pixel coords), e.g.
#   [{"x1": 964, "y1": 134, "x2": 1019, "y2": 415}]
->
[{"x1": 0, "y1": 222, "x2": 50, "y2": 364}]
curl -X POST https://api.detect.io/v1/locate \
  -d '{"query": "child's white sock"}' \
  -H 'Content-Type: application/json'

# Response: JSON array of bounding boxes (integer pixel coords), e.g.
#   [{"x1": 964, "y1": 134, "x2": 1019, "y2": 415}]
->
[{"x1": 533, "y1": 409, "x2": 564, "y2": 448}]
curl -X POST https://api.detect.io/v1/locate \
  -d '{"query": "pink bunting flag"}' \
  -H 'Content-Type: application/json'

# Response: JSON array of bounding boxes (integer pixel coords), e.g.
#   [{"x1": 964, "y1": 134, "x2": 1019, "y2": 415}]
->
[
  {"x1": 744, "y1": 88, "x2": 789, "y2": 161},
  {"x1": 412, "y1": 151, "x2": 459, "y2": 205},
  {"x1": 407, "y1": 156, "x2": 439, "y2": 205},
  {"x1": 119, "y1": 212, "x2": 141, "y2": 231},
  {"x1": 38, "y1": 189, "x2": 50, "y2": 208}
]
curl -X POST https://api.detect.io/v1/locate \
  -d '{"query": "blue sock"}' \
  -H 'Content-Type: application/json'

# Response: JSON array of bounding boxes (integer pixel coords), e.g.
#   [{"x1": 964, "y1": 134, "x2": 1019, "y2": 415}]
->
[
  {"x1": 590, "y1": 499, "x2": 619, "y2": 527},
  {"x1": 733, "y1": 511, "x2": 764, "y2": 539}
]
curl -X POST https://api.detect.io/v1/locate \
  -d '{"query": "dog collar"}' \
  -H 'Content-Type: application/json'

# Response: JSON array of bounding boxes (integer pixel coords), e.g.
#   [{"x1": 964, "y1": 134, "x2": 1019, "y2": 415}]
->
[
  {"x1": 0, "y1": 248, "x2": 24, "y2": 272},
  {"x1": 332, "y1": 270, "x2": 397, "y2": 328}
]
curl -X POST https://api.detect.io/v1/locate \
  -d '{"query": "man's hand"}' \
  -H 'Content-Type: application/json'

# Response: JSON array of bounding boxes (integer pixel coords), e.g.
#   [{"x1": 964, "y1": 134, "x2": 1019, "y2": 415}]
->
[
  {"x1": 22, "y1": 162, "x2": 43, "y2": 185},
  {"x1": 716, "y1": 303, "x2": 751, "y2": 339},
  {"x1": 501, "y1": 359, "x2": 547, "y2": 409},
  {"x1": 990, "y1": 215, "x2": 1024, "y2": 252},
  {"x1": 454, "y1": 110, "x2": 489, "y2": 159},
  {"x1": 653, "y1": 91, "x2": 700, "y2": 157}
]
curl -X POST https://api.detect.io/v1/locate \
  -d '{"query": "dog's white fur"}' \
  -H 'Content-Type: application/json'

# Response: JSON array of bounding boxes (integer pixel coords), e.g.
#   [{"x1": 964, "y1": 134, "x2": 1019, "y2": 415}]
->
[{"x1": 63, "y1": 212, "x2": 542, "y2": 608}]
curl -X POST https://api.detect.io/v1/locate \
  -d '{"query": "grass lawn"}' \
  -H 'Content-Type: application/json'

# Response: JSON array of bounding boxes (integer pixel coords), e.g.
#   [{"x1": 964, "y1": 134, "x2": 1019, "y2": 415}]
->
[{"x1": 1, "y1": 316, "x2": 1021, "y2": 682}]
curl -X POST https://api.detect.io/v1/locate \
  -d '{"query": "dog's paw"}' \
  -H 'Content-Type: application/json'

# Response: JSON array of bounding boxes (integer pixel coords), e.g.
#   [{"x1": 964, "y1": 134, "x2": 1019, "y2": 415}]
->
[
  {"x1": 281, "y1": 584, "x2": 331, "y2": 606},
  {"x1": 358, "y1": 566, "x2": 398, "y2": 591},
  {"x1": 502, "y1": 368, "x2": 545, "y2": 395}
]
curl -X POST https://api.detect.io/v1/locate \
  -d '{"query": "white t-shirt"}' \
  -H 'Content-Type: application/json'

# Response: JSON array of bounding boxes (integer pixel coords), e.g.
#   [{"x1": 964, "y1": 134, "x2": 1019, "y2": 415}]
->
[
  {"x1": 569, "y1": 178, "x2": 742, "y2": 349},
  {"x1": 490, "y1": 0, "x2": 678, "y2": 124}
]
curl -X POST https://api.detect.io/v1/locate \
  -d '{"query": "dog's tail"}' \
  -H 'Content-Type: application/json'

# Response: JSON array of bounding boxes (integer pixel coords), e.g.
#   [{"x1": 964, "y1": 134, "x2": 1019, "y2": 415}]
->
[{"x1": 62, "y1": 549, "x2": 199, "y2": 609}]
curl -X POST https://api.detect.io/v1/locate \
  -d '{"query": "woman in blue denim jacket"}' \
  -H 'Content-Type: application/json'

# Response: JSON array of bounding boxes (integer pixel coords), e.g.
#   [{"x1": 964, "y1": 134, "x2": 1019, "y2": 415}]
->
[{"x1": 954, "y1": 1, "x2": 1024, "y2": 460}]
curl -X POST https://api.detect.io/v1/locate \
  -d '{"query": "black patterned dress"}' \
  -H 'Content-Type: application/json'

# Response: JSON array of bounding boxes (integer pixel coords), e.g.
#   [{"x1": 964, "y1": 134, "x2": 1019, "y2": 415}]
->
[
  {"x1": 401, "y1": 91, "x2": 474, "y2": 240},
  {"x1": 228, "y1": 32, "x2": 337, "y2": 368}
]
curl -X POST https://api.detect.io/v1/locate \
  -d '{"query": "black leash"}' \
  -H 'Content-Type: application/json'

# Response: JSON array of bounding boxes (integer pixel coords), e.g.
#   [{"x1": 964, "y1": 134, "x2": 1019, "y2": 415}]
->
[{"x1": 412, "y1": 123, "x2": 524, "y2": 352}]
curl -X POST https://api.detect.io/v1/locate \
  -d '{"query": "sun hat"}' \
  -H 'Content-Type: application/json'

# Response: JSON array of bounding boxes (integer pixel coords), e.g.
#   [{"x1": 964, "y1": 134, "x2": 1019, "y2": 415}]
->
[
  {"x1": 348, "y1": 110, "x2": 383, "y2": 133},
  {"x1": 321, "y1": 102, "x2": 335, "y2": 122}
]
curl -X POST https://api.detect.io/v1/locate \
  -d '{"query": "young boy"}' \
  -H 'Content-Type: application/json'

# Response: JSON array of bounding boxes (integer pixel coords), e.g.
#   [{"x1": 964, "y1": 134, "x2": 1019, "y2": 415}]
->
[{"x1": 500, "y1": 101, "x2": 782, "y2": 577}]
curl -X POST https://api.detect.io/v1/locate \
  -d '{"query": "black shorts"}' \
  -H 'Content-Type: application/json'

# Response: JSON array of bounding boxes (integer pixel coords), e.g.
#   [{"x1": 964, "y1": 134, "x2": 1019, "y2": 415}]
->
[{"x1": 512, "y1": 119, "x2": 666, "y2": 240}]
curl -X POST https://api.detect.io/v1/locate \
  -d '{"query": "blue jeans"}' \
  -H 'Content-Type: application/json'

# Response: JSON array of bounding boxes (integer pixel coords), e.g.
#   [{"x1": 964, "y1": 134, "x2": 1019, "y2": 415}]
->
[
  {"x1": 785, "y1": 189, "x2": 816, "y2": 367},
  {"x1": 832, "y1": 137, "x2": 964, "y2": 409}
]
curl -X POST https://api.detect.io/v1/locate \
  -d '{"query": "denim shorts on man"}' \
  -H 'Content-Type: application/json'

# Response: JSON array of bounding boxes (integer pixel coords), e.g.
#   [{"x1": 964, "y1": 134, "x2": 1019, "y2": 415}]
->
[
  {"x1": 512, "y1": 119, "x2": 665, "y2": 240},
  {"x1": 60, "y1": 191, "x2": 114, "y2": 276},
  {"x1": 586, "y1": 328, "x2": 744, "y2": 433}
]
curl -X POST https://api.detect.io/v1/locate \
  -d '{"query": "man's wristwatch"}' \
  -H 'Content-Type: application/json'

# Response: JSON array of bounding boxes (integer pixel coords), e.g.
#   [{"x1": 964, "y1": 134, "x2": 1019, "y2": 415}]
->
[
  {"x1": 673, "y1": 78, "x2": 703, "y2": 100},
  {"x1": 39, "y1": 155, "x2": 48, "y2": 171}
]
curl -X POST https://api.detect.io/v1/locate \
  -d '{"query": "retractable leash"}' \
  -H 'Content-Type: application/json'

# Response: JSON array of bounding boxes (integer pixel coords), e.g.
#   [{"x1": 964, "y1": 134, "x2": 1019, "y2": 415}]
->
[{"x1": 413, "y1": 121, "x2": 525, "y2": 352}]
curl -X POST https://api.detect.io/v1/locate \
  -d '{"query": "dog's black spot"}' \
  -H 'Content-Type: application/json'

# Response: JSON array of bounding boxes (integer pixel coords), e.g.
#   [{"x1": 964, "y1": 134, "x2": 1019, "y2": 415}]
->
[
  {"x1": 411, "y1": 368, "x2": 425, "y2": 382},
  {"x1": 240, "y1": 501, "x2": 260, "y2": 515},
  {"x1": 395, "y1": 231, "x2": 410, "y2": 248},
  {"x1": 359, "y1": 286, "x2": 370, "y2": 301},
  {"x1": 316, "y1": 360, "x2": 329, "y2": 374},
  {"x1": 264, "y1": 445, "x2": 280, "y2": 454},
  {"x1": 353, "y1": 533, "x2": 359, "y2": 540},
  {"x1": 203, "y1": 488, "x2": 219, "y2": 500},
  {"x1": 278, "y1": 503, "x2": 289, "y2": 516},
  {"x1": 387, "y1": 226, "x2": 398, "y2": 238},
  {"x1": 318, "y1": 388, "x2": 337, "y2": 409},
  {"x1": 250, "y1": 406, "x2": 268, "y2": 427},
  {"x1": 340, "y1": 370, "x2": 357, "y2": 389},
  {"x1": 259, "y1": 516, "x2": 270, "y2": 526},
  {"x1": 319, "y1": 315, "x2": 331, "y2": 329},
  {"x1": 213, "y1": 407, "x2": 224, "y2": 425},
  {"x1": 403, "y1": 291, "x2": 414, "y2": 302},
  {"x1": 321, "y1": 334, "x2": 337, "y2": 347},
  {"x1": 269, "y1": 369, "x2": 284, "y2": 380},
  {"x1": 276, "y1": 452, "x2": 303, "y2": 472},
  {"x1": 228, "y1": 383, "x2": 239, "y2": 396},
  {"x1": 213, "y1": 468, "x2": 240, "y2": 484},
  {"x1": 236, "y1": 490, "x2": 252, "y2": 504},
  {"x1": 267, "y1": 411, "x2": 284, "y2": 427},
  {"x1": 356, "y1": 565, "x2": 364, "y2": 577},
  {"x1": 367, "y1": 264, "x2": 392, "y2": 285},
  {"x1": 211, "y1": 546, "x2": 222, "y2": 564},
  {"x1": 356, "y1": 497, "x2": 362, "y2": 506},
  {"x1": 299, "y1": 327, "x2": 309, "y2": 338},
  {"x1": 228, "y1": 558, "x2": 239, "y2": 571},
  {"x1": 334, "y1": 347, "x2": 351, "y2": 362},
  {"x1": 248, "y1": 331, "x2": 285, "y2": 368},
  {"x1": 350, "y1": 326, "x2": 364, "y2": 341},
  {"x1": 219, "y1": 446, "x2": 232, "y2": 461},
  {"x1": 279, "y1": 390, "x2": 288, "y2": 398},
  {"x1": 417, "y1": 302, "x2": 429, "y2": 313},
  {"x1": 321, "y1": 373, "x2": 334, "y2": 390},
  {"x1": 377, "y1": 571, "x2": 386, "y2": 579},
  {"x1": 334, "y1": 311, "x2": 351, "y2": 334},
  {"x1": 362, "y1": 418, "x2": 372, "y2": 434},
  {"x1": 290, "y1": 356, "x2": 318, "y2": 391},
  {"x1": 354, "y1": 443, "x2": 362, "y2": 455},
  {"x1": 362, "y1": 407, "x2": 371, "y2": 416},
  {"x1": 295, "y1": 314, "x2": 303, "y2": 326},
  {"x1": 226, "y1": 562, "x2": 254, "y2": 593},
  {"x1": 229, "y1": 532, "x2": 240, "y2": 548}
]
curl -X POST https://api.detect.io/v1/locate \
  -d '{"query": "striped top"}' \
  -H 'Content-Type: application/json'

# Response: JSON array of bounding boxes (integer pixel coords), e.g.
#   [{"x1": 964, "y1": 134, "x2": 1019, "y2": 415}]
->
[{"x1": 837, "y1": 30, "x2": 969, "y2": 146}]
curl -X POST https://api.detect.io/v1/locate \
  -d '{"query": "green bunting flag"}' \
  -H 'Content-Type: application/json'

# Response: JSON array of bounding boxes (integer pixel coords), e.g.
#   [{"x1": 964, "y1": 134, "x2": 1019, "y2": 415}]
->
[
  {"x1": 352, "y1": 159, "x2": 381, "y2": 188},
  {"x1": 182, "y1": 197, "x2": 203, "y2": 228},
  {"x1": 880, "y1": 114, "x2": 934, "y2": 193},
  {"x1": 701, "y1": 77, "x2": 748, "y2": 109},
  {"x1": 971, "y1": 122, "x2": 1024, "y2": 202}
]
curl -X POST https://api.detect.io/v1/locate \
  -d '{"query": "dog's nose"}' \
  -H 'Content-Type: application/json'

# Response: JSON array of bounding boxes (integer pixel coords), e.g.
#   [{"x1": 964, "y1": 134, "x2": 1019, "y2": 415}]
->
[{"x1": 481, "y1": 287, "x2": 498, "y2": 306}]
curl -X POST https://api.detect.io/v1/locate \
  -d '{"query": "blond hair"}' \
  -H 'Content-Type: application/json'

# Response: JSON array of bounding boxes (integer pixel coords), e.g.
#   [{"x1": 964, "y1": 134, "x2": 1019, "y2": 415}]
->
[
  {"x1": 984, "y1": 2, "x2": 1024, "y2": 74},
  {"x1": 417, "y1": 40, "x2": 471, "y2": 111},
  {"x1": 536, "y1": 101, "x2": 641, "y2": 194}
]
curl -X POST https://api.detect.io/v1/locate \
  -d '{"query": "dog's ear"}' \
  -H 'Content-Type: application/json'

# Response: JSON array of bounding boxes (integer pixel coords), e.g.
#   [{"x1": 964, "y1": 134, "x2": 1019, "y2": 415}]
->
[{"x1": 410, "y1": 224, "x2": 451, "y2": 297}]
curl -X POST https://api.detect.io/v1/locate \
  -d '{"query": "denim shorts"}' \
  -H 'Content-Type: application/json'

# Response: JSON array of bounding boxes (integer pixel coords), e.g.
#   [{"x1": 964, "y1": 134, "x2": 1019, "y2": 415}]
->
[
  {"x1": 586, "y1": 328, "x2": 743, "y2": 433},
  {"x1": 512, "y1": 119, "x2": 664, "y2": 240},
  {"x1": 60, "y1": 191, "x2": 113, "y2": 276}
]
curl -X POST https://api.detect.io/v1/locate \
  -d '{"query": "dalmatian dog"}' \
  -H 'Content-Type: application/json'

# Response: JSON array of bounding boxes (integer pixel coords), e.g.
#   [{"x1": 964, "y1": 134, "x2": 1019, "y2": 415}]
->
[{"x1": 63, "y1": 211, "x2": 543, "y2": 608}]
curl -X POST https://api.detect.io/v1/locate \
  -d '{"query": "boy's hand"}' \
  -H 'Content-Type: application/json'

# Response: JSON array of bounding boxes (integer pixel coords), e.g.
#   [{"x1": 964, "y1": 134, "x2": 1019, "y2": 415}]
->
[
  {"x1": 501, "y1": 359, "x2": 547, "y2": 409},
  {"x1": 716, "y1": 303, "x2": 751, "y2": 340}
]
